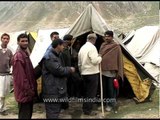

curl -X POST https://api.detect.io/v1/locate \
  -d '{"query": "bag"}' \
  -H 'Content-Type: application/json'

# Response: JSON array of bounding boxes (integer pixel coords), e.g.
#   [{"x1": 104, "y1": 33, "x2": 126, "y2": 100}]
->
[{"x1": 113, "y1": 79, "x2": 119, "y2": 89}]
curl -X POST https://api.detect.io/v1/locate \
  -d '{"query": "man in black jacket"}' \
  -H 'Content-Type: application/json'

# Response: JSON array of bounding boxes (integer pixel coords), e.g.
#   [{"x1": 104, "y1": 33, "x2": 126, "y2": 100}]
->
[
  {"x1": 41, "y1": 39, "x2": 75, "y2": 119},
  {"x1": 62, "y1": 35, "x2": 83, "y2": 98}
]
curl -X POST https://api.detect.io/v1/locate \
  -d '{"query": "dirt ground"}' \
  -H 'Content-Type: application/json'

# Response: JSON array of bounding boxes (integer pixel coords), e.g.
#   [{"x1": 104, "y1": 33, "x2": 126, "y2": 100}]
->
[{"x1": 1, "y1": 88, "x2": 159, "y2": 119}]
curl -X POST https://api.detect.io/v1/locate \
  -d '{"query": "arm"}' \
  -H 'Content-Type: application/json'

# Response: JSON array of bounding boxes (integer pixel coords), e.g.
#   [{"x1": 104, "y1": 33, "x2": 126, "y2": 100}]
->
[
  {"x1": 44, "y1": 58, "x2": 72, "y2": 77},
  {"x1": 12, "y1": 60, "x2": 28, "y2": 92},
  {"x1": 78, "y1": 53, "x2": 82, "y2": 73},
  {"x1": 88, "y1": 46, "x2": 102, "y2": 65}
]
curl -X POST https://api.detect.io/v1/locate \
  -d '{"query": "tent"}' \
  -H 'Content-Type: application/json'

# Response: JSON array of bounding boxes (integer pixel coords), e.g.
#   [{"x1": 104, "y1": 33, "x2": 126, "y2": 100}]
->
[
  {"x1": 65, "y1": 4, "x2": 158, "y2": 103},
  {"x1": 30, "y1": 28, "x2": 69, "y2": 68},
  {"x1": 123, "y1": 26, "x2": 160, "y2": 81},
  {"x1": 122, "y1": 30, "x2": 135, "y2": 45},
  {"x1": 28, "y1": 31, "x2": 38, "y2": 53}
]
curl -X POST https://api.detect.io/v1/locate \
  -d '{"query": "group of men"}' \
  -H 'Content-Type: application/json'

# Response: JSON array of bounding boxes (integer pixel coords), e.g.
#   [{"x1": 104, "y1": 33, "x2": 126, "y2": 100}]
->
[{"x1": 0, "y1": 30, "x2": 123, "y2": 119}]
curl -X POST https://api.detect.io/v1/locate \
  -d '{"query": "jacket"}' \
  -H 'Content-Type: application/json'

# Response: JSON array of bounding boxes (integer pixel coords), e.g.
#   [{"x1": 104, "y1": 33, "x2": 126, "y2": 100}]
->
[
  {"x1": 12, "y1": 49, "x2": 37, "y2": 103},
  {"x1": 42, "y1": 48, "x2": 72, "y2": 99}
]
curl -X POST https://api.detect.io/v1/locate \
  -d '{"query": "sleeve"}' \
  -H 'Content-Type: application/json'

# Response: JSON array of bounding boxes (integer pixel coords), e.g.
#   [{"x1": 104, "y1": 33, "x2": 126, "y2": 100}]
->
[
  {"x1": 117, "y1": 45, "x2": 124, "y2": 80},
  {"x1": 12, "y1": 59, "x2": 28, "y2": 91},
  {"x1": 88, "y1": 46, "x2": 102, "y2": 65},
  {"x1": 44, "y1": 58, "x2": 72, "y2": 77},
  {"x1": 78, "y1": 52, "x2": 82, "y2": 73},
  {"x1": 9, "y1": 50, "x2": 13, "y2": 68}
]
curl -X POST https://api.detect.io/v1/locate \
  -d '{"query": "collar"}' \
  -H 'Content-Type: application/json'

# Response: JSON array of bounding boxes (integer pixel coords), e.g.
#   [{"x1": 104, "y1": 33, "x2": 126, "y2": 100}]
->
[{"x1": 0, "y1": 45, "x2": 7, "y2": 50}]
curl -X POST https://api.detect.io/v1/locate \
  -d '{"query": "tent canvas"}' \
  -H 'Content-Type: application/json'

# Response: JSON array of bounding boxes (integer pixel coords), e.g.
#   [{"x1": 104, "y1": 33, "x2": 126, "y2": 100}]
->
[
  {"x1": 65, "y1": 4, "x2": 157, "y2": 102},
  {"x1": 125, "y1": 26, "x2": 160, "y2": 60},
  {"x1": 28, "y1": 32, "x2": 38, "y2": 53},
  {"x1": 124, "y1": 26, "x2": 160, "y2": 80},
  {"x1": 30, "y1": 28, "x2": 69, "y2": 68},
  {"x1": 122, "y1": 30, "x2": 135, "y2": 45}
]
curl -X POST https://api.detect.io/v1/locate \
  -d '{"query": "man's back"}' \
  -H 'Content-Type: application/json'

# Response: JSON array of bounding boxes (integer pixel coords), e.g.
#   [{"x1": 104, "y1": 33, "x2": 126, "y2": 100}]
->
[{"x1": 78, "y1": 42, "x2": 101, "y2": 75}]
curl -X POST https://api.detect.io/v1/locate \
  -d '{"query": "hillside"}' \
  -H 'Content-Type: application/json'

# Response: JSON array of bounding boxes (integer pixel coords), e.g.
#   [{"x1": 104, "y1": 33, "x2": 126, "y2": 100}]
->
[{"x1": 0, "y1": 1, "x2": 159, "y2": 33}]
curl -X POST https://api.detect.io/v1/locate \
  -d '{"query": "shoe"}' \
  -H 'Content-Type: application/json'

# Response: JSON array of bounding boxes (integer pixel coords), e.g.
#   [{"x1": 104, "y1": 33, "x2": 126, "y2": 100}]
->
[
  {"x1": 83, "y1": 111, "x2": 97, "y2": 116},
  {"x1": 105, "y1": 106, "x2": 112, "y2": 112}
]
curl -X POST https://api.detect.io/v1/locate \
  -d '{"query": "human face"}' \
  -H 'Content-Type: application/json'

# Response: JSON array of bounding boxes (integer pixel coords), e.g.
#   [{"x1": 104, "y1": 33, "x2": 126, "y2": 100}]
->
[
  {"x1": 51, "y1": 35, "x2": 59, "y2": 41},
  {"x1": 64, "y1": 40, "x2": 72, "y2": 47},
  {"x1": 57, "y1": 44, "x2": 64, "y2": 52},
  {"x1": 1, "y1": 35, "x2": 10, "y2": 47},
  {"x1": 18, "y1": 38, "x2": 28, "y2": 50},
  {"x1": 104, "y1": 34, "x2": 113, "y2": 43}
]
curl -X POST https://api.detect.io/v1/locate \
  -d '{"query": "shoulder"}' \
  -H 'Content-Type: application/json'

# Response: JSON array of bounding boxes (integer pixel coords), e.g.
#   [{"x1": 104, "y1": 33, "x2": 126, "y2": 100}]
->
[
  {"x1": 44, "y1": 49, "x2": 56, "y2": 60},
  {"x1": 7, "y1": 49, "x2": 13, "y2": 54},
  {"x1": 13, "y1": 52, "x2": 24, "y2": 61},
  {"x1": 7, "y1": 48, "x2": 12, "y2": 52}
]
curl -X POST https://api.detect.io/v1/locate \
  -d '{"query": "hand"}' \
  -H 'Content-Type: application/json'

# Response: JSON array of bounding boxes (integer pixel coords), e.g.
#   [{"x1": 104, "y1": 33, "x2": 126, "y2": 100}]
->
[
  {"x1": 98, "y1": 54, "x2": 102, "y2": 57},
  {"x1": 116, "y1": 74, "x2": 120, "y2": 80},
  {"x1": 70, "y1": 67, "x2": 75, "y2": 73}
]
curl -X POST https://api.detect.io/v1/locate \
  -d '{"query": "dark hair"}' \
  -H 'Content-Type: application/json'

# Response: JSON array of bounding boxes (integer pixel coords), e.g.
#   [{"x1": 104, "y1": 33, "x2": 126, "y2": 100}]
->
[
  {"x1": 1, "y1": 33, "x2": 10, "y2": 39},
  {"x1": 51, "y1": 39, "x2": 64, "y2": 48},
  {"x1": 63, "y1": 34, "x2": 73, "y2": 41},
  {"x1": 17, "y1": 33, "x2": 28, "y2": 42},
  {"x1": 104, "y1": 30, "x2": 113, "y2": 37},
  {"x1": 50, "y1": 31, "x2": 59, "y2": 39}
]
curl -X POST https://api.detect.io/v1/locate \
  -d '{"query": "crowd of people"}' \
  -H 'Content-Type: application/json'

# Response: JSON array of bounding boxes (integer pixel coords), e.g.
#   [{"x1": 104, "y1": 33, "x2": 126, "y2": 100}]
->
[{"x1": 0, "y1": 30, "x2": 123, "y2": 119}]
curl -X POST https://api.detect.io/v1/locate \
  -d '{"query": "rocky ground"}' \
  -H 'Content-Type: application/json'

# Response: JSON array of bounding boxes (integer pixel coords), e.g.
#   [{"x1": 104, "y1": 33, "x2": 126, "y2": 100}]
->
[{"x1": 0, "y1": 88, "x2": 159, "y2": 119}]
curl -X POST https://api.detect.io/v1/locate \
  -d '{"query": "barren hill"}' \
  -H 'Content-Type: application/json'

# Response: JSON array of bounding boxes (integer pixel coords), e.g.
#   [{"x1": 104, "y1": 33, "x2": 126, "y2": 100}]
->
[{"x1": 0, "y1": 1, "x2": 159, "y2": 33}]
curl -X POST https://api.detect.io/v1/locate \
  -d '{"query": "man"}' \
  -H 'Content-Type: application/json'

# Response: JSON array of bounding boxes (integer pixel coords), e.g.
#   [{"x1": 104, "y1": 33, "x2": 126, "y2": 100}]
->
[
  {"x1": 41, "y1": 39, "x2": 75, "y2": 119},
  {"x1": 78, "y1": 33, "x2": 102, "y2": 115},
  {"x1": 61, "y1": 34, "x2": 74, "y2": 97},
  {"x1": 0, "y1": 33, "x2": 13, "y2": 115},
  {"x1": 37, "y1": 31, "x2": 59, "y2": 74},
  {"x1": 61, "y1": 34, "x2": 73, "y2": 67},
  {"x1": 99, "y1": 30, "x2": 123, "y2": 113},
  {"x1": 35, "y1": 31, "x2": 60, "y2": 100},
  {"x1": 44, "y1": 31, "x2": 59, "y2": 57},
  {"x1": 12, "y1": 33, "x2": 37, "y2": 119},
  {"x1": 60, "y1": 34, "x2": 73, "y2": 110}
]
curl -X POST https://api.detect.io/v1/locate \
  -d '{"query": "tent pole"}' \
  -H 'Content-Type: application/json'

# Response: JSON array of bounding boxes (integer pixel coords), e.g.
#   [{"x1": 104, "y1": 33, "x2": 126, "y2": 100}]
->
[{"x1": 99, "y1": 63, "x2": 105, "y2": 117}]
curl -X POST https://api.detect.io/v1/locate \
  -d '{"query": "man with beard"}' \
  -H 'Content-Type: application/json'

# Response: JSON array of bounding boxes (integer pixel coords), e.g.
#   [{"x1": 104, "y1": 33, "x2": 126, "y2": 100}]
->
[
  {"x1": 99, "y1": 30, "x2": 123, "y2": 113},
  {"x1": 12, "y1": 33, "x2": 38, "y2": 119},
  {"x1": 61, "y1": 35, "x2": 82, "y2": 110}
]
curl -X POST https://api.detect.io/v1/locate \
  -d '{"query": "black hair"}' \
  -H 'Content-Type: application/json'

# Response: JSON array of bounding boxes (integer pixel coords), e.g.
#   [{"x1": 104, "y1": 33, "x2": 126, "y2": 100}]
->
[
  {"x1": 63, "y1": 34, "x2": 73, "y2": 41},
  {"x1": 104, "y1": 30, "x2": 113, "y2": 37},
  {"x1": 17, "y1": 33, "x2": 28, "y2": 42},
  {"x1": 51, "y1": 39, "x2": 64, "y2": 48},
  {"x1": 50, "y1": 31, "x2": 59, "y2": 39},
  {"x1": 1, "y1": 33, "x2": 10, "y2": 39}
]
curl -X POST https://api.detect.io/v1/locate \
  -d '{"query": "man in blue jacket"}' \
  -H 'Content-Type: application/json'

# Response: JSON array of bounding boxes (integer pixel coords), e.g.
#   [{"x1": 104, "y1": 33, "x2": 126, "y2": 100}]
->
[{"x1": 41, "y1": 39, "x2": 75, "y2": 119}]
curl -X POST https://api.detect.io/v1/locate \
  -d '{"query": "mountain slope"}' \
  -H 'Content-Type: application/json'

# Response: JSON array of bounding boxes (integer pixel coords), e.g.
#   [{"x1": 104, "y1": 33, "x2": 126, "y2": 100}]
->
[{"x1": 0, "y1": 1, "x2": 159, "y2": 33}]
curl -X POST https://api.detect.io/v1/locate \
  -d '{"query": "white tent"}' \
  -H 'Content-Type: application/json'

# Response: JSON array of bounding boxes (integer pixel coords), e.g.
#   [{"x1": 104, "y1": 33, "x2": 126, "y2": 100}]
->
[
  {"x1": 30, "y1": 28, "x2": 69, "y2": 68},
  {"x1": 122, "y1": 30, "x2": 135, "y2": 45},
  {"x1": 125, "y1": 26, "x2": 160, "y2": 80},
  {"x1": 65, "y1": 4, "x2": 109, "y2": 37}
]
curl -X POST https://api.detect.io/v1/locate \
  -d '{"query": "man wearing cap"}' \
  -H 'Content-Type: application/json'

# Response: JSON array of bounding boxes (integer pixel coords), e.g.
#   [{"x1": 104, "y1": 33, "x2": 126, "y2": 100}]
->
[
  {"x1": 60, "y1": 34, "x2": 73, "y2": 110},
  {"x1": 99, "y1": 30, "x2": 123, "y2": 113},
  {"x1": 41, "y1": 39, "x2": 75, "y2": 119}
]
